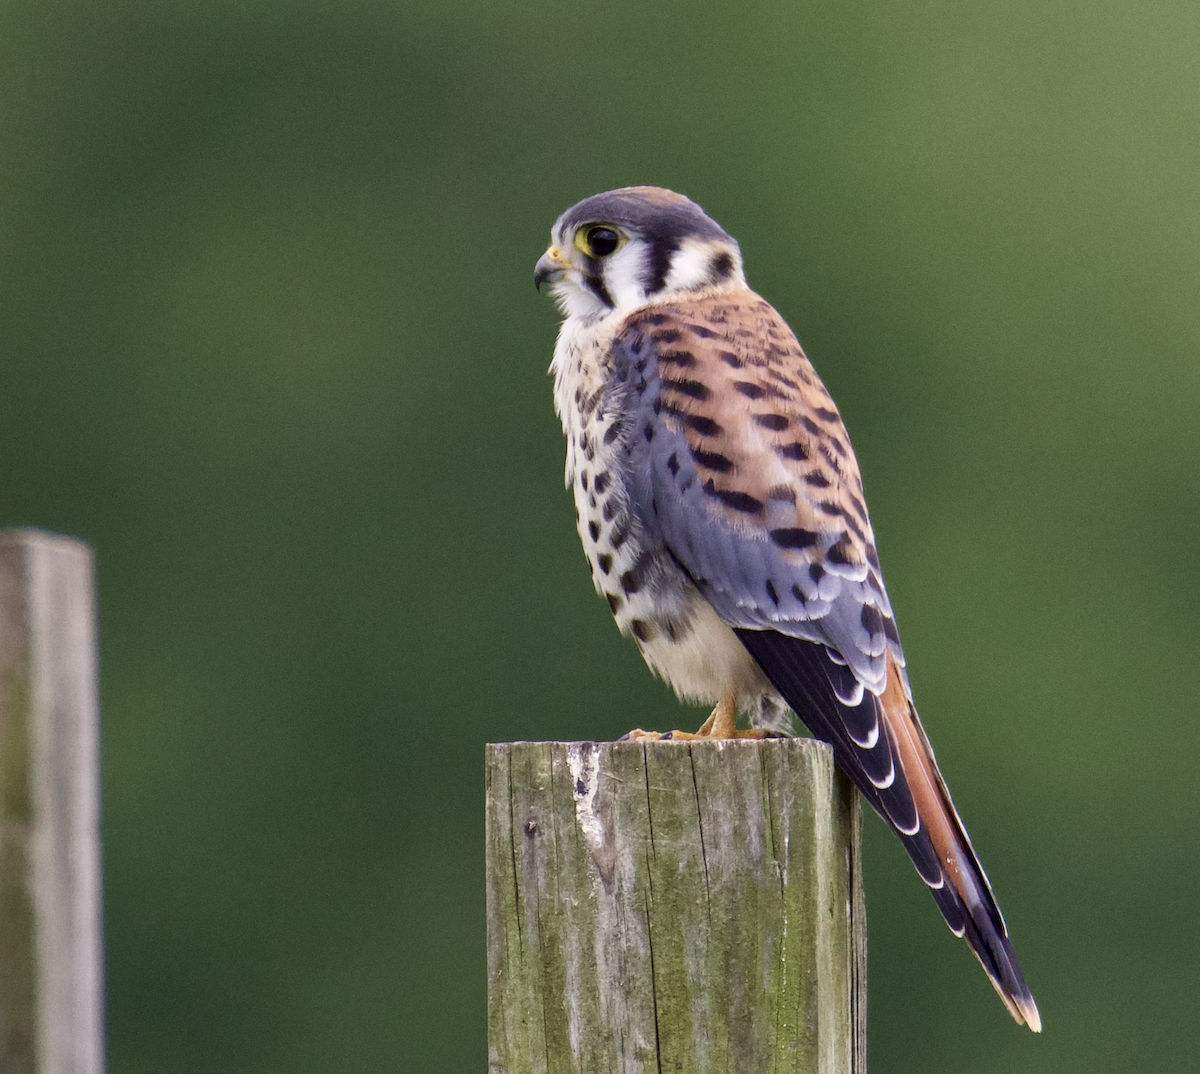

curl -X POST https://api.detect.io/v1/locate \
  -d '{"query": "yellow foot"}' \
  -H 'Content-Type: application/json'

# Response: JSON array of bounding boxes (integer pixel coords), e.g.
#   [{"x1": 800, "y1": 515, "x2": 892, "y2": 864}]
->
[{"x1": 620, "y1": 695, "x2": 784, "y2": 742}]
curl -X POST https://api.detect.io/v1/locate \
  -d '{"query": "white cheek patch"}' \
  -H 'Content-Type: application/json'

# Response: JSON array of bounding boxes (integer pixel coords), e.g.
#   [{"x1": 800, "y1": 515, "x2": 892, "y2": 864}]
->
[
  {"x1": 601, "y1": 245, "x2": 651, "y2": 309},
  {"x1": 545, "y1": 234, "x2": 746, "y2": 323},
  {"x1": 550, "y1": 275, "x2": 608, "y2": 320},
  {"x1": 546, "y1": 232, "x2": 648, "y2": 318},
  {"x1": 664, "y1": 239, "x2": 745, "y2": 292}
]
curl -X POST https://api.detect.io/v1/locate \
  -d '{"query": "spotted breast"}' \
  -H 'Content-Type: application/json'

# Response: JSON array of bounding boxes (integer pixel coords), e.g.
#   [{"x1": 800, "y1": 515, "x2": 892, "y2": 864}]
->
[{"x1": 551, "y1": 305, "x2": 773, "y2": 711}]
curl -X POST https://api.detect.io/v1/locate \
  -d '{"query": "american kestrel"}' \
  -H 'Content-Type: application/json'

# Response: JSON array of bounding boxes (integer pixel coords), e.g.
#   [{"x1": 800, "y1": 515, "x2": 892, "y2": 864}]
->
[{"x1": 535, "y1": 186, "x2": 1040, "y2": 1031}]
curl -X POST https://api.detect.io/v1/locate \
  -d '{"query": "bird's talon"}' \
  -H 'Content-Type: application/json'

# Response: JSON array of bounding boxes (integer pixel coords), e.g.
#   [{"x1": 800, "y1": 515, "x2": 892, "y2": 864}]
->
[
  {"x1": 620, "y1": 727, "x2": 705, "y2": 741},
  {"x1": 620, "y1": 728, "x2": 668, "y2": 741}
]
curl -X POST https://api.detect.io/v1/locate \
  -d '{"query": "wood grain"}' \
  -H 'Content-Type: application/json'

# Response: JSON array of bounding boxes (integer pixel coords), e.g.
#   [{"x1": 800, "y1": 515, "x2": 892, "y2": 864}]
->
[
  {"x1": 486, "y1": 737, "x2": 864, "y2": 1074},
  {"x1": 0, "y1": 530, "x2": 104, "y2": 1074}
]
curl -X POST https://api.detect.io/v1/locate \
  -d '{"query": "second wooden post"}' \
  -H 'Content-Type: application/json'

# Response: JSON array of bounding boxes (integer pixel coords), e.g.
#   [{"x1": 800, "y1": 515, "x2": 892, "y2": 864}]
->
[{"x1": 486, "y1": 737, "x2": 865, "y2": 1074}]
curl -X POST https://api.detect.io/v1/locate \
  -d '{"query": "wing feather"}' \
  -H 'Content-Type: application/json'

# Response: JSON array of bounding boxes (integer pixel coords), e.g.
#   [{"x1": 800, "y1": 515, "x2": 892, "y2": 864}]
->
[
  {"x1": 616, "y1": 290, "x2": 903, "y2": 692},
  {"x1": 612, "y1": 293, "x2": 1040, "y2": 1030}
]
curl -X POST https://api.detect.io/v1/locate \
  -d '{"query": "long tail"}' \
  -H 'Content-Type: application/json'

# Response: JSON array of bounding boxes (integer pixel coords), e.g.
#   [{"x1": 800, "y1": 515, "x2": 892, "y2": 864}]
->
[
  {"x1": 878, "y1": 656, "x2": 1041, "y2": 1030},
  {"x1": 736, "y1": 629, "x2": 1041, "y2": 1030}
]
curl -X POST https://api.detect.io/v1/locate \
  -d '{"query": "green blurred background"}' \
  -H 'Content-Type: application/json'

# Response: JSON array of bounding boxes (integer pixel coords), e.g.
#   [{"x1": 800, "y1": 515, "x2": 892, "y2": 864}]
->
[{"x1": 3, "y1": 0, "x2": 1197, "y2": 1070}]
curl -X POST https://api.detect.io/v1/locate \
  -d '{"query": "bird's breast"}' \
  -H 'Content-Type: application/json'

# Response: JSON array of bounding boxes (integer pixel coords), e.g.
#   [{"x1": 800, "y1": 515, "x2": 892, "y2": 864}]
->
[{"x1": 552, "y1": 315, "x2": 767, "y2": 706}]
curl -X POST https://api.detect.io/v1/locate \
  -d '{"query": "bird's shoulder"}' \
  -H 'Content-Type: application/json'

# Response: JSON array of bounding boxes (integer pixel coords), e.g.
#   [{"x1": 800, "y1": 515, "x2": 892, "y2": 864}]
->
[
  {"x1": 614, "y1": 288, "x2": 873, "y2": 560},
  {"x1": 609, "y1": 287, "x2": 907, "y2": 698}
]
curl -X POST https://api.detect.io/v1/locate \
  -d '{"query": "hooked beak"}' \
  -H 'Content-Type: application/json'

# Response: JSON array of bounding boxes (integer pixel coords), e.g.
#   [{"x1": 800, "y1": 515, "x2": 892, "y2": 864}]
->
[{"x1": 534, "y1": 246, "x2": 569, "y2": 292}]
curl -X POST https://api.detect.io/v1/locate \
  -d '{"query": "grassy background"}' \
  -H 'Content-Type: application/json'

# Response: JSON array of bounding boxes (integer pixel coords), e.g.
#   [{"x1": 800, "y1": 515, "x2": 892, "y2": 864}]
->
[{"x1": 3, "y1": 1, "x2": 1198, "y2": 1070}]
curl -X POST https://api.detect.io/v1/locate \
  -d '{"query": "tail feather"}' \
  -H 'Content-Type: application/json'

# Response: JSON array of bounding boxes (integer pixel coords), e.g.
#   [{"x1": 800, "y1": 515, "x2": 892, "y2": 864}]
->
[
  {"x1": 736, "y1": 628, "x2": 1041, "y2": 1030},
  {"x1": 879, "y1": 659, "x2": 1041, "y2": 1031}
]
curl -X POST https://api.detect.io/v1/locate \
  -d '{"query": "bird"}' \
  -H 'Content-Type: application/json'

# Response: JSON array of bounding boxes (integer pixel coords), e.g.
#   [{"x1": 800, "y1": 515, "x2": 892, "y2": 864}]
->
[{"x1": 534, "y1": 185, "x2": 1041, "y2": 1031}]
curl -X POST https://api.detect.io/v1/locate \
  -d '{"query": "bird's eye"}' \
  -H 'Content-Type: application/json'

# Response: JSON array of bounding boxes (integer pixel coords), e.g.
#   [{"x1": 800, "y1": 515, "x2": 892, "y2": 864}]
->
[{"x1": 577, "y1": 225, "x2": 622, "y2": 259}]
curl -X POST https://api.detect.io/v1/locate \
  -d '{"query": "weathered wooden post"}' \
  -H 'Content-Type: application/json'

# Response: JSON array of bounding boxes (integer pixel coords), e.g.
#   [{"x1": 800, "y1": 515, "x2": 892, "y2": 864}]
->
[
  {"x1": 486, "y1": 738, "x2": 865, "y2": 1073},
  {"x1": 0, "y1": 530, "x2": 105, "y2": 1074}
]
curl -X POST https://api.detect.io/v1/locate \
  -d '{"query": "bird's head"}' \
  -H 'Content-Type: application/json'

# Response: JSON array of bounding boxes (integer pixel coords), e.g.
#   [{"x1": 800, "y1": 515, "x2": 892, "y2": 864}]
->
[{"x1": 535, "y1": 186, "x2": 745, "y2": 321}]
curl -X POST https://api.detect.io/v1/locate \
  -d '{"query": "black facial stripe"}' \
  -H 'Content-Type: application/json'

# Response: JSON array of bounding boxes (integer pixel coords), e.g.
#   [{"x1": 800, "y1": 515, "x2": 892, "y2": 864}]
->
[
  {"x1": 583, "y1": 262, "x2": 614, "y2": 308},
  {"x1": 555, "y1": 189, "x2": 741, "y2": 304},
  {"x1": 642, "y1": 234, "x2": 680, "y2": 295}
]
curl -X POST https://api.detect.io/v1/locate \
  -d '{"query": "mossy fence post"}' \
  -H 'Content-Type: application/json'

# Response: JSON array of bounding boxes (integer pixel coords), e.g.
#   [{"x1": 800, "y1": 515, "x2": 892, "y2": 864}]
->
[
  {"x1": 0, "y1": 530, "x2": 105, "y2": 1074},
  {"x1": 486, "y1": 738, "x2": 866, "y2": 1073}
]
